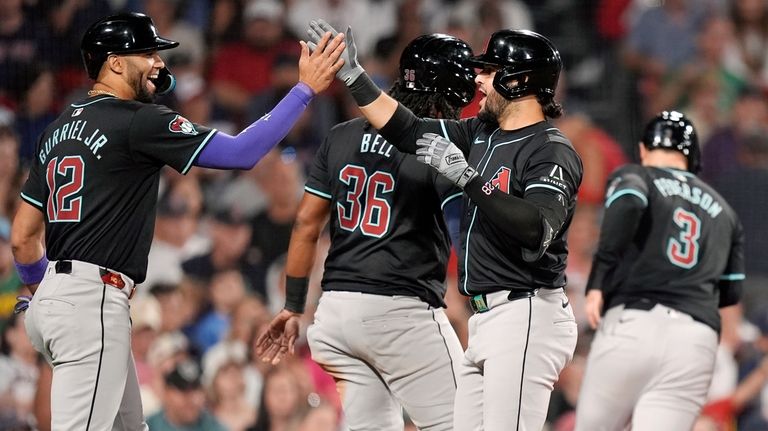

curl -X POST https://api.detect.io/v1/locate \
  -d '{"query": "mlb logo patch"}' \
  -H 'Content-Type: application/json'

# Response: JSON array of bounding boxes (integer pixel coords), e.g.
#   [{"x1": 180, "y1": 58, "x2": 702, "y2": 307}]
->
[{"x1": 168, "y1": 115, "x2": 197, "y2": 135}]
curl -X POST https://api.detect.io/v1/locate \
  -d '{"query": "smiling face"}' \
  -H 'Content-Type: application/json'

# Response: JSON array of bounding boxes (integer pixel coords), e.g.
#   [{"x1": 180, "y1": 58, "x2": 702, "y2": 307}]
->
[
  {"x1": 120, "y1": 51, "x2": 165, "y2": 102},
  {"x1": 474, "y1": 66, "x2": 512, "y2": 124}
]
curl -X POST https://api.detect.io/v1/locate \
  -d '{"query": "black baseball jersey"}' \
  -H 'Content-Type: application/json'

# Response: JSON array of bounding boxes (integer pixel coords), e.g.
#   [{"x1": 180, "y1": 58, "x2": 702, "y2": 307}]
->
[
  {"x1": 380, "y1": 117, "x2": 583, "y2": 296},
  {"x1": 305, "y1": 118, "x2": 461, "y2": 307},
  {"x1": 589, "y1": 165, "x2": 745, "y2": 331},
  {"x1": 20, "y1": 96, "x2": 216, "y2": 282}
]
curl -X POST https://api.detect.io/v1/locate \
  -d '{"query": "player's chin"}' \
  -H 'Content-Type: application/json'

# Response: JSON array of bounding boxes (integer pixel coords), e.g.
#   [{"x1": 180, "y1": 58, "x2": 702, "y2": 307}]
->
[{"x1": 136, "y1": 80, "x2": 156, "y2": 103}]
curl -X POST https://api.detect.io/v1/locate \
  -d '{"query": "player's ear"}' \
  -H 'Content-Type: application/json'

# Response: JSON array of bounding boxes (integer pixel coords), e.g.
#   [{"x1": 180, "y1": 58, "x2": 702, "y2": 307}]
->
[
  {"x1": 105, "y1": 54, "x2": 125, "y2": 75},
  {"x1": 637, "y1": 142, "x2": 647, "y2": 161}
]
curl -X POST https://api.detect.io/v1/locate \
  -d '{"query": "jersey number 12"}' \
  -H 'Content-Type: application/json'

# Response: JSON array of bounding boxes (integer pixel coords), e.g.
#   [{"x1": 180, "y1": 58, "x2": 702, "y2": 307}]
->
[
  {"x1": 337, "y1": 165, "x2": 394, "y2": 238},
  {"x1": 46, "y1": 156, "x2": 85, "y2": 223}
]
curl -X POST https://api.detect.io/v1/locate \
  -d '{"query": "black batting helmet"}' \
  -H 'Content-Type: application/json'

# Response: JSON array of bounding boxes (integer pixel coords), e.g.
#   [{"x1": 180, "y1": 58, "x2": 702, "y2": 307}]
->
[
  {"x1": 641, "y1": 111, "x2": 701, "y2": 174},
  {"x1": 81, "y1": 12, "x2": 179, "y2": 80},
  {"x1": 466, "y1": 29, "x2": 561, "y2": 100},
  {"x1": 398, "y1": 34, "x2": 476, "y2": 107}
]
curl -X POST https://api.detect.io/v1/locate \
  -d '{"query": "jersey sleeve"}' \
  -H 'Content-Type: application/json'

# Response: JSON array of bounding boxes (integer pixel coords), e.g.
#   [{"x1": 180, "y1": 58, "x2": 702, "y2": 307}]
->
[
  {"x1": 718, "y1": 218, "x2": 745, "y2": 307},
  {"x1": 520, "y1": 140, "x2": 583, "y2": 260},
  {"x1": 304, "y1": 135, "x2": 332, "y2": 200},
  {"x1": 128, "y1": 104, "x2": 217, "y2": 174},
  {"x1": 586, "y1": 165, "x2": 650, "y2": 293},
  {"x1": 603, "y1": 164, "x2": 649, "y2": 209},
  {"x1": 20, "y1": 154, "x2": 45, "y2": 211}
]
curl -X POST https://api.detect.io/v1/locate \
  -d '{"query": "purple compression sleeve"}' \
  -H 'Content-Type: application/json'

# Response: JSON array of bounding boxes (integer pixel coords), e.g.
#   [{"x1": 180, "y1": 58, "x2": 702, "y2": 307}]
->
[{"x1": 195, "y1": 82, "x2": 314, "y2": 169}]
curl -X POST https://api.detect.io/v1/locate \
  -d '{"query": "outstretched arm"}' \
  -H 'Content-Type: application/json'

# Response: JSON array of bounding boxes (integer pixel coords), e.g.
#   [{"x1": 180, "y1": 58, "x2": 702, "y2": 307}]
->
[
  {"x1": 195, "y1": 32, "x2": 346, "y2": 169},
  {"x1": 255, "y1": 193, "x2": 330, "y2": 364}
]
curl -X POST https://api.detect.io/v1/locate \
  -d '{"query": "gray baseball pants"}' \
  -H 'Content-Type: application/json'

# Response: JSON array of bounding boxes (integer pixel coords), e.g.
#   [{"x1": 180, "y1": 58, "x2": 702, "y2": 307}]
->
[
  {"x1": 453, "y1": 288, "x2": 578, "y2": 431},
  {"x1": 24, "y1": 260, "x2": 147, "y2": 431},
  {"x1": 575, "y1": 303, "x2": 718, "y2": 431},
  {"x1": 307, "y1": 291, "x2": 464, "y2": 430}
]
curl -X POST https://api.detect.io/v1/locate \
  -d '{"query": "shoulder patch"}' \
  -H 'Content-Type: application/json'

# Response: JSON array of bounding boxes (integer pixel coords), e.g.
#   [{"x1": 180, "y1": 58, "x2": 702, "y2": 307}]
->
[{"x1": 168, "y1": 115, "x2": 197, "y2": 135}]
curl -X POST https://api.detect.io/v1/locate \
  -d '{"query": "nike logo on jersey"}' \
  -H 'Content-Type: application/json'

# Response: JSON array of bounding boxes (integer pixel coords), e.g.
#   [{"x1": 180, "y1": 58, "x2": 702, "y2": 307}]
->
[
  {"x1": 561, "y1": 298, "x2": 569, "y2": 308},
  {"x1": 474, "y1": 137, "x2": 485, "y2": 145}
]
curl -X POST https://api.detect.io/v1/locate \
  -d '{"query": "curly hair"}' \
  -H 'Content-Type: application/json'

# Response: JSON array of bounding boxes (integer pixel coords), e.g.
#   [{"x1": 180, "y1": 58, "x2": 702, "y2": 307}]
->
[
  {"x1": 387, "y1": 79, "x2": 464, "y2": 120},
  {"x1": 537, "y1": 94, "x2": 564, "y2": 119}
]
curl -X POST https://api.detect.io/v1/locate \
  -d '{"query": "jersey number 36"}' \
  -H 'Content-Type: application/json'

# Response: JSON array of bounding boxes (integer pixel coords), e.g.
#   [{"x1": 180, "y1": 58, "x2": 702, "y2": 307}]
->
[{"x1": 337, "y1": 165, "x2": 394, "y2": 238}]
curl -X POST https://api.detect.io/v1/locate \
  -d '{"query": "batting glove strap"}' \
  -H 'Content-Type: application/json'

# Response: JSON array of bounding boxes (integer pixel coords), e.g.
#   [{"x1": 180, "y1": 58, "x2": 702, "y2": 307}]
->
[{"x1": 456, "y1": 166, "x2": 479, "y2": 189}]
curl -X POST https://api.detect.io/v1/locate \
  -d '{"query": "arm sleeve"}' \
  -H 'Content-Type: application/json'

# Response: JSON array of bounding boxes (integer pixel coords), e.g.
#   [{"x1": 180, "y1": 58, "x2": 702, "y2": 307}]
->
[
  {"x1": 718, "y1": 219, "x2": 745, "y2": 307},
  {"x1": 195, "y1": 83, "x2": 315, "y2": 169},
  {"x1": 586, "y1": 167, "x2": 649, "y2": 293},
  {"x1": 463, "y1": 177, "x2": 543, "y2": 249},
  {"x1": 378, "y1": 103, "x2": 474, "y2": 155},
  {"x1": 463, "y1": 141, "x2": 583, "y2": 258}
]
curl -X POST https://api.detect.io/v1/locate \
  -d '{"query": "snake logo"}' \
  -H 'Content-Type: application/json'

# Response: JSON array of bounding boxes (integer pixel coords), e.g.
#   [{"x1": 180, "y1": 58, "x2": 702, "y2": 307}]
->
[{"x1": 168, "y1": 115, "x2": 197, "y2": 135}]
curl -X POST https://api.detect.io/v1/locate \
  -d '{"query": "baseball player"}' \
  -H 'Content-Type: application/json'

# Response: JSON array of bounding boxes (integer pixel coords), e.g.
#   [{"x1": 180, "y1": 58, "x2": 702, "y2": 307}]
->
[
  {"x1": 574, "y1": 111, "x2": 745, "y2": 431},
  {"x1": 255, "y1": 34, "x2": 477, "y2": 430},
  {"x1": 307, "y1": 21, "x2": 582, "y2": 431},
  {"x1": 9, "y1": 12, "x2": 344, "y2": 430}
]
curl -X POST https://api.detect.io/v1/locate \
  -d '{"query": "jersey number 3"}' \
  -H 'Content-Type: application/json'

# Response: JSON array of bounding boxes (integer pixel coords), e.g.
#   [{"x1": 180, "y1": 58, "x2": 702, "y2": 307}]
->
[
  {"x1": 666, "y1": 207, "x2": 701, "y2": 269},
  {"x1": 337, "y1": 165, "x2": 394, "y2": 238},
  {"x1": 46, "y1": 156, "x2": 85, "y2": 223}
]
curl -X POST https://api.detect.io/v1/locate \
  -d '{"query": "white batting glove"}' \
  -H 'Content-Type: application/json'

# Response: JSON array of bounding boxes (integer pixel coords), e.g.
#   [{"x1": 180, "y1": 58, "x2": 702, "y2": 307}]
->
[
  {"x1": 416, "y1": 133, "x2": 478, "y2": 188},
  {"x1": 307, "y1": 19, "x2": 364, "y2": 86}
]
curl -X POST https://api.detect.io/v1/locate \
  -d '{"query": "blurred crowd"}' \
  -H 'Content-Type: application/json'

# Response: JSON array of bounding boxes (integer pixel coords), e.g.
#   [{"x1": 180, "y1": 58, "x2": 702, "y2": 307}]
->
[{"x1": 1, "y1": 0, "x2": 767, "y2": 430}]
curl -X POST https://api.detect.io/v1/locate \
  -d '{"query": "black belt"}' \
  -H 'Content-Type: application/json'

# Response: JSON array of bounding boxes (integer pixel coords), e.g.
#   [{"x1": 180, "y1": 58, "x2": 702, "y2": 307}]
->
[
  {"x1": 469, "y1": 289, "x2": 536, "y2": 313},
  {"x1": 622, "y1": 298, "x2": 656, "y2": 311},
  {"x1": 55, "y1": 260, "x2": 130, "y2": 294}
]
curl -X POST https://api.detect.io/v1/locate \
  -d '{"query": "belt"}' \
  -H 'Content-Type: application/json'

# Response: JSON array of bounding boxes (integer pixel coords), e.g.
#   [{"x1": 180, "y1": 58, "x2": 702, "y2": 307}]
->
[
  {"x1": 469, "y1": 289, "x2": 537, "y2": 313},
  {"x1": 55, "y1": 260, "x2": 135, "y2": 298}
]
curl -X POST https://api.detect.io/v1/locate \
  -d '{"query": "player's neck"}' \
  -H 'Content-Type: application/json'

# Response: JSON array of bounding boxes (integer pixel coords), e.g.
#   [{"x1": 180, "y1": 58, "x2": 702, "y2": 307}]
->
[
  {"x1": 497, "y1": 97, "x2": 546, "y2": 131},
  {"x1": 641, "y1": 150, "x2": 688, "y2": 171}
]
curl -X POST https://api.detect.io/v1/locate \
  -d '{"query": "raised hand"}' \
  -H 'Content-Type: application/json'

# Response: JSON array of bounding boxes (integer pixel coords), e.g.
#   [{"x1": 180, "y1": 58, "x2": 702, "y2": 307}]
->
[
  {"x1": 254, "y1": 309, "x2": 302, "y2": 365},
  {"x1": 298, "y1": 30, "x2": 346, "y2": 94},
  {"x1": 307, "y1": 19, "x2": 364, "y2": 86},
  {"x1": 416, "y1": 133, "x2": 478, "y2": 188}
]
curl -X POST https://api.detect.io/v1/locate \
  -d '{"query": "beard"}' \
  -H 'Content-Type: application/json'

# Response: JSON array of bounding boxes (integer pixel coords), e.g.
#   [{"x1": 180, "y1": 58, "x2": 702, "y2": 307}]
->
[
  {"x1": 134, "y1": 78, "x2": 154, "y2": 103},
  {"x1": 128, "y1": 65, "x2": 155, "y2": 103},
  {"x1": 477, "y1": 90, "x2": 509, "y2": 125}
]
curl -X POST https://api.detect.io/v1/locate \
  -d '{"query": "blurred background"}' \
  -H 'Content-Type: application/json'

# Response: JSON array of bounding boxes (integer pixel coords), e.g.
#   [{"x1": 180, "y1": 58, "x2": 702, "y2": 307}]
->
[{"x1": 0, "y1": 0, "x2": 767, "y2": 430}]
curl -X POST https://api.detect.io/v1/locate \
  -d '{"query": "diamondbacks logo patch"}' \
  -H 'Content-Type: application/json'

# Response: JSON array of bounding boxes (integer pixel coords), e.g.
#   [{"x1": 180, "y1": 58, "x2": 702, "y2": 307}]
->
[
  {"x1": 482, "y1": 166, "x2": 512, "y2": 195},
  {"x1": 490, "y1": 166, "x2": 511, "y2": 194},
  {"x1": 168, "y1": 115, "x2": 197, "y2": 135}
]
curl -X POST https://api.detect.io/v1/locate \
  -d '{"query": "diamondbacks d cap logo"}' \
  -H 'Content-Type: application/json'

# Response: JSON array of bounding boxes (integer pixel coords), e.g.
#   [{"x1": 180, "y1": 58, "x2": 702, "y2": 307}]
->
[{"x1": 168, "y1": 115, "x2": 197, "y2": 135}]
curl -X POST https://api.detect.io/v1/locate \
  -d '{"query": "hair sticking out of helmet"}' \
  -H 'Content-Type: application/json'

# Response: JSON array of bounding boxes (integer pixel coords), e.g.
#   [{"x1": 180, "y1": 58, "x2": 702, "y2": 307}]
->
[
  {"x1": 397, "y1": 34, "x2": 477, "y2": 108},
  {"x1": 81, "y1": 12, "x2": 179, "y2": 80},
  {"x1": 641, "y1": 111, "x2": 701, "y2": 174},
  {"x1": 466, "y1": 29, "x2": 561, "y2": 102}
]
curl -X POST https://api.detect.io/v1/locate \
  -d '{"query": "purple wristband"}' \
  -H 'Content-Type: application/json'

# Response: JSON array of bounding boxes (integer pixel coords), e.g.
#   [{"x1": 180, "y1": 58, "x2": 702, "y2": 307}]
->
[
  {"x1": 15, "y1": 255, "x2": 49, "y2": 285},
  {"x1": 294, "y1": 82, "x2": 316, "y2": 103}
]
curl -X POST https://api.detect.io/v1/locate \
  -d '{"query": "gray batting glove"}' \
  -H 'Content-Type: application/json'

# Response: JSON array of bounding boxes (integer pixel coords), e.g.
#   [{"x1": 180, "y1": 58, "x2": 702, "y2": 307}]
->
[
  {"x1": 307, "y1": 19, "x2": 364, "y2": 86},
  {"x1": 416, "y1": 133, "x2": 478, "y2": 188}
]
